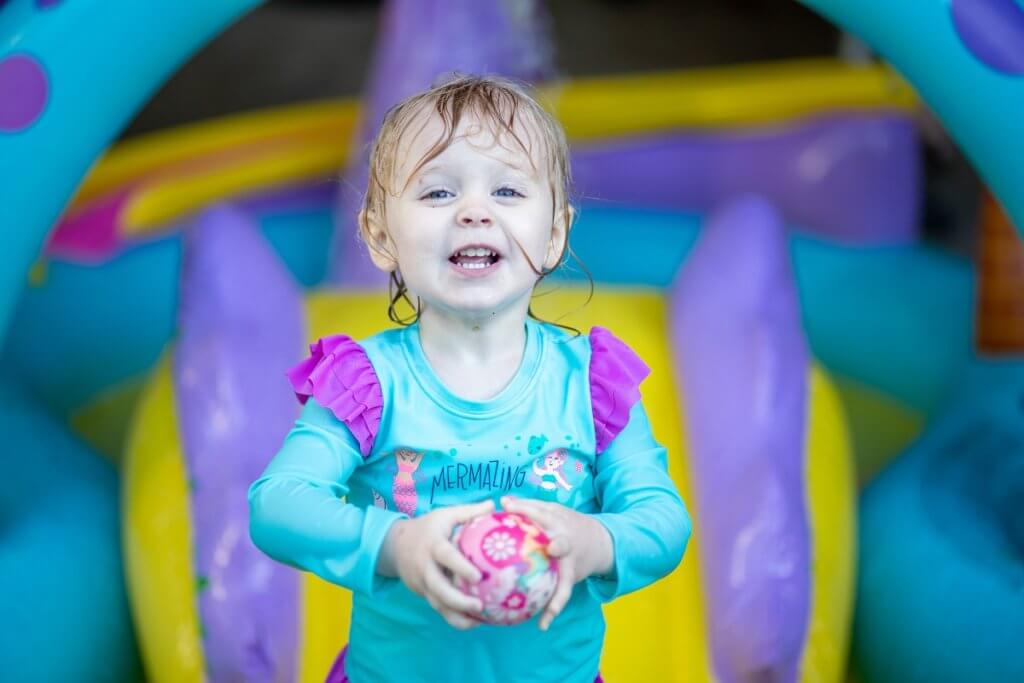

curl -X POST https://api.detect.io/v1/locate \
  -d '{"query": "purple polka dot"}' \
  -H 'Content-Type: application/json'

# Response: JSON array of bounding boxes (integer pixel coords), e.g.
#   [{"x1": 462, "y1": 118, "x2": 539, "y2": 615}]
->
[
  {"x1": 0, "y1": 54, "x2": 49, "y2": 133},
  {"x1": 952, "y1": 0, "x2": 1024, "y2": 75}
]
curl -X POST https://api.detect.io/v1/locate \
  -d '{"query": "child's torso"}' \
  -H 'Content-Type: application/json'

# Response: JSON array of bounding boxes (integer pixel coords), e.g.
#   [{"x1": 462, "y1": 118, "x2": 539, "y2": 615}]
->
[
  {"x1": 341, "y1": 322, "x2": 608, "y2": 683},
  {"x1": 349, "y1": 321, "x2": 601, "y2": 517}
]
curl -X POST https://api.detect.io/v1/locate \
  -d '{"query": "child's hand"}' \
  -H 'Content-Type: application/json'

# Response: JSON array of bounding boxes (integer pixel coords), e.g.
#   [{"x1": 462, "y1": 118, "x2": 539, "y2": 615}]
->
[
  {"x1": 380, "y1": 499, "x2": 495, "y2": 630},
  {"x1": 500, "y1": 496, "x2": 614, "y2": 631}
]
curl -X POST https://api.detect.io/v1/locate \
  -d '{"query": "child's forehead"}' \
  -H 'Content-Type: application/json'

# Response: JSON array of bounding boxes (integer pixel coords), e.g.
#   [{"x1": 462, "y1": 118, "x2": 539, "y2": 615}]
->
[{"x1": 397, "y1": 105, "x2": 546, "y2": 179}]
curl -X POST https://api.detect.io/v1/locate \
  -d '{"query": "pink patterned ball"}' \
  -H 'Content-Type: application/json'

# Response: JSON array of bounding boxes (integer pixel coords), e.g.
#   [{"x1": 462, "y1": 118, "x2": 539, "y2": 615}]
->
[{"x1": 452, "y1": 511, "x2": 559, "y2": 626}]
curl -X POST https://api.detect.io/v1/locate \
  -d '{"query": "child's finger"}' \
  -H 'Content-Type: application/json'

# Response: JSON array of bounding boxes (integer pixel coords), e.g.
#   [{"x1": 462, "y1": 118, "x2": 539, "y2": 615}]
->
[
  {"x1": 546, "y1": 535, "x2": 572, "y2": 558},
  {"x1": 425, "y1": 564, "x2": 483, "y2": 615},
  {"x1": 539, "y1": 570, "x2": 575, "y2": 631},
  {"x1": 439, "y1": 607, "x2": 481, "y2": 631},
  {"x1": 427, "y1": 592, "x2": 479, "y2": 630},
  {"x1": 434, "y1": 540, "x2": 482, "y2": 584},
  {"x1": 503, "y1": 497, "x2": 560, "y2": 532},
  {"x1": 503, "y1": 495, "x2": 560, "y2": 513},
  {"x1": 501, "y1": 495, "x2": 537, "y2": 516},
  {"x1": 448, "y1": 499, "x2": 496, "y2": 525}
]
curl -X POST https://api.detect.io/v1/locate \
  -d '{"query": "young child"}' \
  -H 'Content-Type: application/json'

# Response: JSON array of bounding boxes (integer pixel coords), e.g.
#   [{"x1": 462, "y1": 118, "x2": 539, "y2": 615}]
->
[{"x1": 248, "y1": 75, "x2": 691, "y2": 683}]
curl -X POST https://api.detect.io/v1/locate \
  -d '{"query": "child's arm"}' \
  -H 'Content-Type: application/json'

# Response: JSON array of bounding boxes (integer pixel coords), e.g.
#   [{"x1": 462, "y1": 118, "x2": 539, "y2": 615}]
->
[
  {"x1": 248, "y1": 398, "x2": 405, "y2": 596},
  {"x1": 378, "y1": 499, "x2": 494, "y2": 630},
  {"x1": 503, "y1": 401, "x2": 690, "y2": 629},
  {"x1": 250, "y1": 397, "x2": 490, "y2": 628},
  {"x1": 587, "y1": 400, "x2": 691, "y2": 601},
  {"x1": 586, "y1": 327, "x2": 691, "y2": 599}
]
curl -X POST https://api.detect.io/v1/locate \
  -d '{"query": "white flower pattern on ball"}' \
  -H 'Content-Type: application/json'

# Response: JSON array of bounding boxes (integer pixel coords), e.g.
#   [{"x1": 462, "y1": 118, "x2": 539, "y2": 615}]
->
[
  {"x1": 494, "y1": 589, "x2": 529, "y2": 624},
  {"x1": 483, "y1": 530, "x2": 518, "y2": 562},
  {"x1": 456, "y1": 513, "x2": 559, "y2": 626}
]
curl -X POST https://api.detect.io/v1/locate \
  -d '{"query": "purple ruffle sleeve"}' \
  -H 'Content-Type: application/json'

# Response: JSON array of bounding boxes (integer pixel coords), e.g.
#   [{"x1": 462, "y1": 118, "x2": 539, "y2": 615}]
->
[
  {"x1": 286, "y1": 335, "x2": 383, "y2": 458},
  {"x1": 589, "y1": 327, "x2": 651, "y2": 453}
]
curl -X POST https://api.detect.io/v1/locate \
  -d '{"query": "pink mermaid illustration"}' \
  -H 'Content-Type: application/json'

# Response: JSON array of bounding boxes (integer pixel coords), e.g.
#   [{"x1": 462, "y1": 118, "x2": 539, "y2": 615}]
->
[
  {"x1": 392, "y1": 449, "x2": 423, "y2": 517},
  {"x1": 532, "y1": 449, "x2": 572, "y2": 492}
]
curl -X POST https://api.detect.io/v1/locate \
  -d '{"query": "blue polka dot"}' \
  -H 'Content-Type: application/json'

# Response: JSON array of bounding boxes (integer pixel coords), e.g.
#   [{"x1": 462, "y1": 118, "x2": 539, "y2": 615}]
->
[
  {"x1": 0, "y1": 54, "x2": 49, "y2": 133},
  {"x1": 952, "y1": 0, "x2": 1024, "y2": 75}
]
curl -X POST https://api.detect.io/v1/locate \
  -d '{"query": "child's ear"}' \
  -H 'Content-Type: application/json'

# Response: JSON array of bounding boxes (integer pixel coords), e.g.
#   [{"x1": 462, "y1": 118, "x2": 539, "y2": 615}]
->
[
  {"x1": 543, "y1": 205, "x2": 575, "y2": 271},
  {"x1": 360, "y1": 207, "x2": 398, "y2": 272}
]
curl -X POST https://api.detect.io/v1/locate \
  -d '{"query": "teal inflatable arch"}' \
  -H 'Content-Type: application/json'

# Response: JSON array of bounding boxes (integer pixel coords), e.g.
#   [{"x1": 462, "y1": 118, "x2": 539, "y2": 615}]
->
[
  {"x1": 0, "y1": 0, "x2": 261, "y2": 342},
  {"x1": 1, "y1": 0, "x2": 1023, "y2": 343}
]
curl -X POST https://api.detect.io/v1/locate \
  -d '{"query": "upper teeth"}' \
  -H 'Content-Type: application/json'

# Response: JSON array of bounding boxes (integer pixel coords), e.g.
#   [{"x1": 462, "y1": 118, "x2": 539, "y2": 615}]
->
[{"x1": 457, "y1": 248, "x2": 495, "y2": 257}]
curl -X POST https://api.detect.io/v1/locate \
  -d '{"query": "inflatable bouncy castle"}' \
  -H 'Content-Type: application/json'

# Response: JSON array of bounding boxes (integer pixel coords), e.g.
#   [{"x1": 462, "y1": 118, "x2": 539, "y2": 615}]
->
[{"x1": 2, "y1": 1, "x2": 1022, "y2": 681}]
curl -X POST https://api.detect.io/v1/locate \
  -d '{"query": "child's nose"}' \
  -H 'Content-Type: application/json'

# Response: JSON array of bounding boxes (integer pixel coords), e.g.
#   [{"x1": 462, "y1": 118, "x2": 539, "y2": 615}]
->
[{"x1": 457, "y1": 206, "x2": 493, "y2": 227}]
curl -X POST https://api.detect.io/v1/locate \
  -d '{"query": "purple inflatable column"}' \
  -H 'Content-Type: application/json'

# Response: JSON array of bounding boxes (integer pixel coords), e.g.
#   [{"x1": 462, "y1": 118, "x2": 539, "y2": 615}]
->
[
  {"x1": 173, "y1": 205, "x2": 305, "y2": 682},
  {"x1": 571, "y1": 114, "x2": 921, "y2": 245},
  {"x1": 329, "y1": 0, "x2": 553, "y2": 287},
  {"x1": 669, "y1": 197, "x2": 811, "y2": 682}
]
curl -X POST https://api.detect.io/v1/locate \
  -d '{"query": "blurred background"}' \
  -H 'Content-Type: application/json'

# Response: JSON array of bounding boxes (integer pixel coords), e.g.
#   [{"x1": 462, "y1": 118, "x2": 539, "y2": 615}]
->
[
  {"x1": 127, "y1": 0, "x2": 840, "y2": 132},
  {"x1": 125, "y1": 0, "x2": 978, "y2": 252},
  {"x1": 2, "y1": 0, "x2": 1021, "y2": 682}
]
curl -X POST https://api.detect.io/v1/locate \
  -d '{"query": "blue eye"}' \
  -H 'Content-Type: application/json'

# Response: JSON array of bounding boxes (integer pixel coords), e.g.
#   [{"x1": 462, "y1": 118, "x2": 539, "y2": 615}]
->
[
  {"x1": 422, "y1": 189, "x2": 454, "y2": 201},
  {"x1": 494, "y1": 187, "x2": 524, "y2": 198}
]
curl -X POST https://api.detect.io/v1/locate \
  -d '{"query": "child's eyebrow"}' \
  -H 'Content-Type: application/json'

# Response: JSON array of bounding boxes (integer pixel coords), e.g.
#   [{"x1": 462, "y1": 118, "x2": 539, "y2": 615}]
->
[
  {"x1": 492, "y1": 154, "x2": 540, "y2": 176},
  {"x1": 410, "y1": 164, "x2": 449, "y2": 186},
  {"x1": 502, "y1": 160, "x2": 531, "y2": 173},
  {"x1": 415, "y1": 159, "x2": 536, "y2": 179},
  {"x1": 505, "y1": 163, "x2": 543, "y2": 181},
  {"x1": 417, "y1": 164, "x2": 445, "y2": 177}
]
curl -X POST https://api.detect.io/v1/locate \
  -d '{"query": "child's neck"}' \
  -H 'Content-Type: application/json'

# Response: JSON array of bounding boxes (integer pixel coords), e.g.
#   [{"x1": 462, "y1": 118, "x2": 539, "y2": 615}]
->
[{"x1": 417, "y1": 304, "x2": 529, "y2": 402}]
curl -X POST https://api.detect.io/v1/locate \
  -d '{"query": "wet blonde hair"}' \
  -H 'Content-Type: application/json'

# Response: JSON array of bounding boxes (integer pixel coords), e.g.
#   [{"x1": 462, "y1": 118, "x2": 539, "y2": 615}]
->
[{"x1": 357, "y1": 74, "x2": 583, "y2": 326}]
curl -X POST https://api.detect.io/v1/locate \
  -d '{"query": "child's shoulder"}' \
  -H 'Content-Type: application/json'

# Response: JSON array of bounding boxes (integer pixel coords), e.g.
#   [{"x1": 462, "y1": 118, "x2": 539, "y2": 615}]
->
[
  {"x1": 533, "y1": 320, "x2": 647, "y2": 372},
  {"x1": 286, "y1": 331, "x2": 387, "y2": 457},
  {"x1": 357, "y1": 324, "x2": 407, "y2": 346},
  {"x1": 289, "y1": 327, "x2": 401, "y2": 372},
  {"x1": 353, "y1": 326, "x2": 406, "y2": 364},
  {"x1": 534, "y1": 321, "x2": 651, "y2": 453}
]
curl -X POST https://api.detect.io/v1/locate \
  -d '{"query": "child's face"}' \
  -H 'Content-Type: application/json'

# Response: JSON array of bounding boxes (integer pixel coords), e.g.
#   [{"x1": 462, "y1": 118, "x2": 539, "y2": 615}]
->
[
  {"x1": 370, "y1": 109, "x2": 564, "y2": 320},
  {"x1": 544, "y1": 451, "x2": 565, "y2": 469}
]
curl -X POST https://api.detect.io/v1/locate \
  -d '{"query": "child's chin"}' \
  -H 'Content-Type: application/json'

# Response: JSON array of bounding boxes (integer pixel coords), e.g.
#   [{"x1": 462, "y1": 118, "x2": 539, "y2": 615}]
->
[{"x1": 442, "y1": 294, "x2": 512, "y2": 316}]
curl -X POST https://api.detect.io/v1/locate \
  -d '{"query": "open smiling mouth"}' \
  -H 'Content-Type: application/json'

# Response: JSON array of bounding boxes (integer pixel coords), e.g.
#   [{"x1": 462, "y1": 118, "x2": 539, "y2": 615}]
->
[{"x1": 449, "y1": 247, "x2": 501, "y2": 273}]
